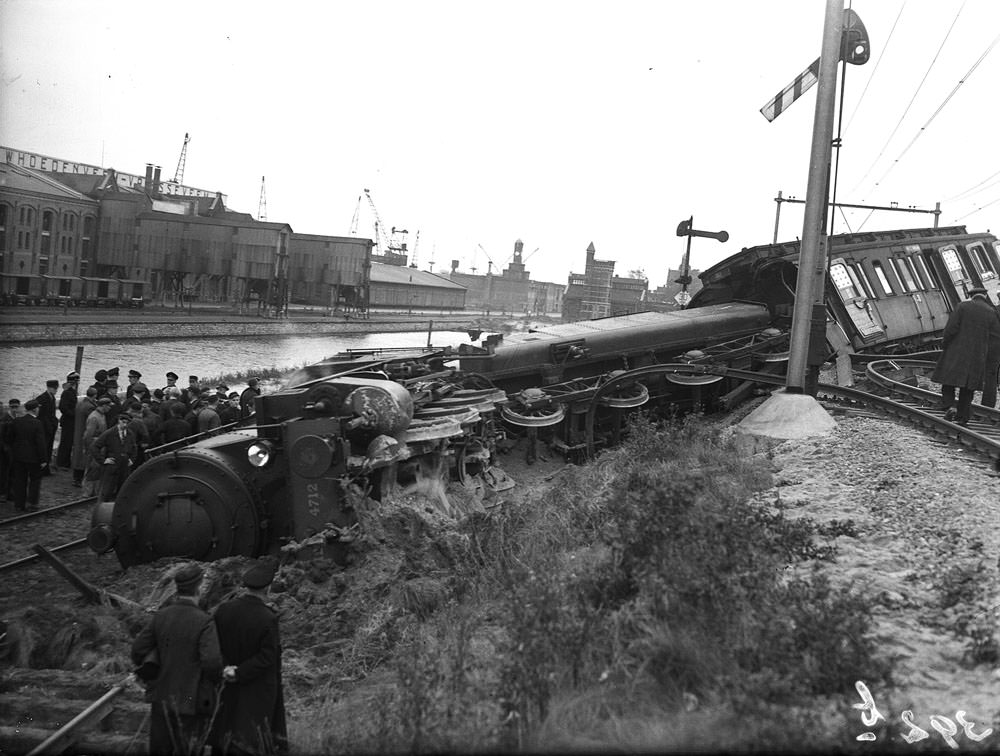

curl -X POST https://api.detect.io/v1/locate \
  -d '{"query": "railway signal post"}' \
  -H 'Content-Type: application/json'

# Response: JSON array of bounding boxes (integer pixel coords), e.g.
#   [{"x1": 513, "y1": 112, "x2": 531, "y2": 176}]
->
[{"x1": 738, "y1": 0, "x2": 848, "y2": 441}]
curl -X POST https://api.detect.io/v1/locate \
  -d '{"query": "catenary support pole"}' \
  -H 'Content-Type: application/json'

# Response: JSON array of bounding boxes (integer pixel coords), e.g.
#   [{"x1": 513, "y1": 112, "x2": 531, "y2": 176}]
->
[{"x1": 785, "y1": 0, "x2": 843, "y2": 394}]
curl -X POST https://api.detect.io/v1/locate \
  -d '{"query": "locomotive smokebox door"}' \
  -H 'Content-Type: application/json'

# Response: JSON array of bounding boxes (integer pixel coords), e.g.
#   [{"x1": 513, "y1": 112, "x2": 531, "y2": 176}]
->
[{"x1": 283, "y1": 418, "x2": 352, "y2": 557}]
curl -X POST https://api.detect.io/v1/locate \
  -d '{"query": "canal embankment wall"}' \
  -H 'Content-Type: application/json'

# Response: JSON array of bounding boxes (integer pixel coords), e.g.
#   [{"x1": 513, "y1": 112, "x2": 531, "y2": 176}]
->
[{"x1": 0, "y1": 311, "x2": 491, "y2": 344}]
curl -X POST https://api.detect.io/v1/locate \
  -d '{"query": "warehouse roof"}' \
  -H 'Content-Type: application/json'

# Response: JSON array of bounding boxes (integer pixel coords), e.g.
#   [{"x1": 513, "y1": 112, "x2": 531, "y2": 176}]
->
[
  {"x1": 371, "y1": 263, "x2": 466, "y2": 290},
  {"x1": 1, "y1": 164, "x2": 97, "y2": 202}
]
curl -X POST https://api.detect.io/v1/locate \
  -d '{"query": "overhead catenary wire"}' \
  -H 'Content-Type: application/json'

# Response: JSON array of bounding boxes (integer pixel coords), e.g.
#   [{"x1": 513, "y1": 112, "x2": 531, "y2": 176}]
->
[
  {"x1": 942, "y1": 167, "x2": 1000, "y2": 203},
  {"x1": 849, "y1": 0, "x2": 967, "y2": 196},
  {"x1": 843, "y1": 0, "x2": 907, "y2": 136},
  {"x1": 950, "y1": 194, "x2": 1000, "y2": 223},
  {"x1": 870, "y1": 27, "x2": 1000, "y2": 190}
]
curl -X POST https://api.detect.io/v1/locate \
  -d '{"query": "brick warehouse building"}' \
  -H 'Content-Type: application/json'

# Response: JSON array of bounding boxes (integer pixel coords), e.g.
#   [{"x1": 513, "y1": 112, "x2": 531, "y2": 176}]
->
[{"x1": 0, "y1": 147, "x2": 373, "y2": 313}]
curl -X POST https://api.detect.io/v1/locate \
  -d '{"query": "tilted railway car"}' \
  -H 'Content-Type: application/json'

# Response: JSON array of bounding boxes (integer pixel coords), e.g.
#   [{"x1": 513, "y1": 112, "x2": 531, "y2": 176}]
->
[{"x1": 688, "y1": 225, "x2": 1000, "y2": 356}]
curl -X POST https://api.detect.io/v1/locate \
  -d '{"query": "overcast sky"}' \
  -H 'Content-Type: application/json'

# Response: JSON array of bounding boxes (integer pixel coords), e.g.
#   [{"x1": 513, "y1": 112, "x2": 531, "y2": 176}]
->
[{"x1": 2, "y1": 0, "x2": 998, "y2": 286}]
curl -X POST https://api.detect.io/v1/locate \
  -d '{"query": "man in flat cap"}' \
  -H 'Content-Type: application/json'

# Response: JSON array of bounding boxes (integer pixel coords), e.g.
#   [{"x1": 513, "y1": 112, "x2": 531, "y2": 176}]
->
[
  {"x1": 55, "y1": 371, "x2": 80, "y2": 472},
  {"x1": 6, "y1": 399, "x2": 48, "y2": 511},
  {"x1": 240, "y1": 378, "x2": 261, "y2": 420},
  {"x1": 211, "y1": 558, "x2": 287, "y2": 754},
  {"x1": 933, "y1": 286, "x2": 1000, "y2": 425},
  {"x1": 131, "y1": 563, "x2": 223, "y2": 756},
  {"x1": 92, "y1": 411, "x2": 138, "y2": 502},
  {"x1": 91, "y1": 369, "x2": 109, "y2": 399}
]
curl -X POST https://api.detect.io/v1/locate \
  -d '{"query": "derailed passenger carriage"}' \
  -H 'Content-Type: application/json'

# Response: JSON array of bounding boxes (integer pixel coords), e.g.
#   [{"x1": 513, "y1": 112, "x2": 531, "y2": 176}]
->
[
  {"x1": 92, "y1": 224, "x2": 999, "y2": 568},
  {"x1": 688, "y1": 225, "x2": 1000, "y2": 356}
]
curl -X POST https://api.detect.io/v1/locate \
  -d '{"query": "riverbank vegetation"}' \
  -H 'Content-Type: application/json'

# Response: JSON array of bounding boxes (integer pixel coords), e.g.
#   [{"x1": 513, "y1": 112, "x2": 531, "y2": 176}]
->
[{"x1": 292, "y1": 415, "x2": 891, "y2": 753}]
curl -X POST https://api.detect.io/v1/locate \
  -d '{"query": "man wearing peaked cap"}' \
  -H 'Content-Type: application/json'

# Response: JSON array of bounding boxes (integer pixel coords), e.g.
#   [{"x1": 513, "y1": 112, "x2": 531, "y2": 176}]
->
[
  {"x1": 56, "y1": 372, "x2": 81, "y2": 472},
  {"x1": 210, "y1": 557, "x2": 287, "y2": 752},
  {"x1": 7, "y1": 397, "x2": 47, "y2": 510},
  {"x1": 131, "y1": 561, "x2": 222, "y2": 755}
]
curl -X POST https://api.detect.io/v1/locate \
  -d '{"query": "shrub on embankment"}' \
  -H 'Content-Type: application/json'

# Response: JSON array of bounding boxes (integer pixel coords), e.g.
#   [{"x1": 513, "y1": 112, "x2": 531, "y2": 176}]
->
[{"x1": 302, "y1": 415, "x2": 891, "y2": 753}]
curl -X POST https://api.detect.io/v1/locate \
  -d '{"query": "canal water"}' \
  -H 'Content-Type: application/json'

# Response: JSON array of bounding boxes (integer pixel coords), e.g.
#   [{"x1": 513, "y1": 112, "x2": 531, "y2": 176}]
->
[{"x1": 0, "y1": 330, "x2": 478, "y2": 404}]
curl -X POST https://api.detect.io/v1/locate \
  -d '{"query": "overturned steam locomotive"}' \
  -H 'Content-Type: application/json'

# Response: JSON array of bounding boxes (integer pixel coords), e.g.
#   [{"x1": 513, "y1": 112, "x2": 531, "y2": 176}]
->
[{"x1": 90, "y1": 225, "x2": 1000, "y2": 568}]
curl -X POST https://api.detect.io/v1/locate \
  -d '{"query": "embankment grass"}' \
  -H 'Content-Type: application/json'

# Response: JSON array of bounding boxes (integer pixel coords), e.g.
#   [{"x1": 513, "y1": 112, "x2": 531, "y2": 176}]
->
[{"x1": 300, "y1": 414, "x2": 890, "y2": 753}]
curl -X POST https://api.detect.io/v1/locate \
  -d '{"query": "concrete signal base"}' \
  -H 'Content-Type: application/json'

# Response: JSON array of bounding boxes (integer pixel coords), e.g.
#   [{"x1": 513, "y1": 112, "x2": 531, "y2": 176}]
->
[{"x1": 736, "y1": 389, "x2": 837, "y2": 444}]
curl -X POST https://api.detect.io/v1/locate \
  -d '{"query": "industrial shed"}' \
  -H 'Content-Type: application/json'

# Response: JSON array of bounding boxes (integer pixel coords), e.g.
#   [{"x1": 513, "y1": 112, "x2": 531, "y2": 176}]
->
[{"x1": 369, "y1": 263, "x2": 466, "y2": 311}]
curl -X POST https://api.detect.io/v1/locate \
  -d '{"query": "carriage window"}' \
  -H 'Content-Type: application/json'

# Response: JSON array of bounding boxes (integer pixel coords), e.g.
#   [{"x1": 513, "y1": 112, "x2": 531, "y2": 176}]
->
[
  {"x1": 830, "y1": 263, "x2": 861, "y2": 298},
  {"x1": 940, "y1": 247, "x2": 968, "y2": 287},
  {"x1": 871, "y1": 261, "x2": 894, "y2": 295},
  {"x1": 917, "y1": 255, "x2": 939, "y2": 289},
  {"x1": 908, "y1": 257, "x2": 927, "y2": 289},
  {"x1": 848, "y1": 263, "x2": 875, "y2": 298},
  {"x1": 968, "y1": 243, "x2": 995, "y2": 280},
  {"x1": 891, "y1": 258, "x2": 919, "y2": 292}
]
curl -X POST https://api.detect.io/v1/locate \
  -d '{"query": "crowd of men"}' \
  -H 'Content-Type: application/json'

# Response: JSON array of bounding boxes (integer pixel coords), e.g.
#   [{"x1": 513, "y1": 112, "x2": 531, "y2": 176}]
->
[{"x1": 1, "y1": 368, "x2": 263, "y2": 510}]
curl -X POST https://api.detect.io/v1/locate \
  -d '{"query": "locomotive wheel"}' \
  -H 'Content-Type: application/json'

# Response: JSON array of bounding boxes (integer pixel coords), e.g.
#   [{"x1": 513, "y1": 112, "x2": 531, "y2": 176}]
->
[
  {"x1": 452, "y1": 440, "x2": 491, "y2": 484},
  {"x1": 501, "y1": 402, "x2": 565, "y2": 427},
  {"x1": 598, "y1": 382, "x2": 650, "y2": 408}
]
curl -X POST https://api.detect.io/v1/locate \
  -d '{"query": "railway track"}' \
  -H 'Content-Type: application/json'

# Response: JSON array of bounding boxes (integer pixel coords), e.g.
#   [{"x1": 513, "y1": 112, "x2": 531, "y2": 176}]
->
[{"x1": 0, "y1": 495, "x2": 96, "y2": 574}]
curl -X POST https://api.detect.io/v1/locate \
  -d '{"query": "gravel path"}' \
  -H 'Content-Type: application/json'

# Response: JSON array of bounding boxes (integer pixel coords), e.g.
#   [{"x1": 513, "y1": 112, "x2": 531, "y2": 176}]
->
[{"x1": 751, "y1": 414, "x2": 1000, "y2": 741}]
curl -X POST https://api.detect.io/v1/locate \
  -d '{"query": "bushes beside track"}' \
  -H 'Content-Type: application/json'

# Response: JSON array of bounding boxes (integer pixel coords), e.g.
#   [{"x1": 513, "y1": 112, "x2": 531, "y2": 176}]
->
[{"x1": 303, "y1": 415, "x2": 890, "y2": 753}]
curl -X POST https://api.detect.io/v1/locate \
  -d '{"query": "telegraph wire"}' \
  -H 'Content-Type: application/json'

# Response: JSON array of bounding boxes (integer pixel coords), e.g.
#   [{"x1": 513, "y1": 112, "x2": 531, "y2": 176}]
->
[
  {"x1": 951, "y1": 194, "x2": 1000, "y2": 223},
  {"x1": 870, "y1": 27, "x2": 1000, "y2": 190},
  {"x1": 843, "y1": 0, "x2": 907, "y2": 136},
  {"x1": 849, "y1": 0, "x2": 967, "y2": 195},
  {"x1": 942, "y1": 168, "x2": 1000, "y2": 202}
]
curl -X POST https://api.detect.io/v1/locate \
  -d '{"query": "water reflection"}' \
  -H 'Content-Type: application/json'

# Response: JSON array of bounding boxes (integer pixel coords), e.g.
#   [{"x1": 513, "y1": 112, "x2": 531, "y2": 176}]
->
[{"x1": 0, "y1": 331, "x2": 475, "y2": 403}]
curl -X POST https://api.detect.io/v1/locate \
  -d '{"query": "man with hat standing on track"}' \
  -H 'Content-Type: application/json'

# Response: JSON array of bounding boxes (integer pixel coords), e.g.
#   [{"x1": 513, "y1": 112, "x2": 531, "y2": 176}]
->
[
  {"x1": 211, "y1": 558, "x2": 287, "y2": 754},
  {"x1": 131, "y1": 562, "x2": 223, "y2": 756},
  {"x1": 71, "y1": 387, "x2": 97, "y2": 487},
  {"x1": 933, "y1": 286, "x2": 1000, "y2": 425},
  {"x1": 55, "y1": 371, "x2": 80, "y2": 472},
  {"x1": 92, "y1": 411, "x2": 138, "y2": 502}
]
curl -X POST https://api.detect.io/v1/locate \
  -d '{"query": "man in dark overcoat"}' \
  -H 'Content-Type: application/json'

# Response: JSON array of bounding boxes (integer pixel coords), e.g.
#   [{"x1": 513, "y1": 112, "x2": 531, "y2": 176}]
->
[
  {"x1": 131, "y1": 563, "x2": 223, "y2": 756},
  {"x1": 91, "y1": 413, "x2": 138, "y2": 502},
  {"x1": 211, "y1": 559, "x2": 287, "y2": 755},
  {"x1": 0, "y1": 399, "x2": 20, "y2": 501},
  {"x1": 55, "y1": 371, "x2": 80, "y2": 471},
  {"x1": 932, "y1": 286, "x2": 1000, "y2": 425},
  {"x1": 7, "y1": 399, "x2": 48, "y2": 511},
  {"x1": 35, "y1": 379, "x2": 59, "y2": 471}
]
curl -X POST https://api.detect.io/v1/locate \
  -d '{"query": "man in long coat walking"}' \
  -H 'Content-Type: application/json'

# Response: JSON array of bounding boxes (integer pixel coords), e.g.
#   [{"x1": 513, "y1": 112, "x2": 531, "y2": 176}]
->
[
  {"x1": 131, "y1": 563, "x2": 224, "y2": 755},
  {"x1": 211, "y1": 559, "x2": 287, "y2": 755},
  {"x1": 932, "y1": 286, "x2": 1000, "y2": 425}
]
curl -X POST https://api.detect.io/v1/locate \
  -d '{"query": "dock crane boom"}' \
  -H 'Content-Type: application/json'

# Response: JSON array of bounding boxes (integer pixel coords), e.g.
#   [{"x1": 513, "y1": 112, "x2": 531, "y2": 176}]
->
[
  {"x1": 364, "y1": 189, "x2": 389, "y2": 256},
  {"x1": 172, "y1": 133, "x2": 190, "y2": 184}
]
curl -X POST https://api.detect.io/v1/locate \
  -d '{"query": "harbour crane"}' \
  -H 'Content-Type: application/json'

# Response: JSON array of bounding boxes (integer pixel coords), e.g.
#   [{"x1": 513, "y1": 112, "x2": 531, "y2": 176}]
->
[
  {"x1": 257, "y1": 176, "x2": 267, "y2": 221},
  {"x1": 172, "y1": 133, "x2": 190, "y2": 184},
  {"x1": 363, "y1": 189, "x2": 389, "y2": 255},
  {"x1": 411, "y1": 230, "x2": 420, "y2": 269}
]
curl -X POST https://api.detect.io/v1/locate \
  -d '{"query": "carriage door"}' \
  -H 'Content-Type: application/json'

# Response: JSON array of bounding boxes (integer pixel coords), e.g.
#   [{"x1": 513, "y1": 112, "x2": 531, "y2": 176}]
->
[
  {"x1": 965, "y1": 240, "x2": 999, "y2": 303},
  {"x1": 938, "y1": 245, "x2": 974, "y2": 302},
  {"x1": 830, "y1": 262, "x2": 884, "y2": 340}
]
